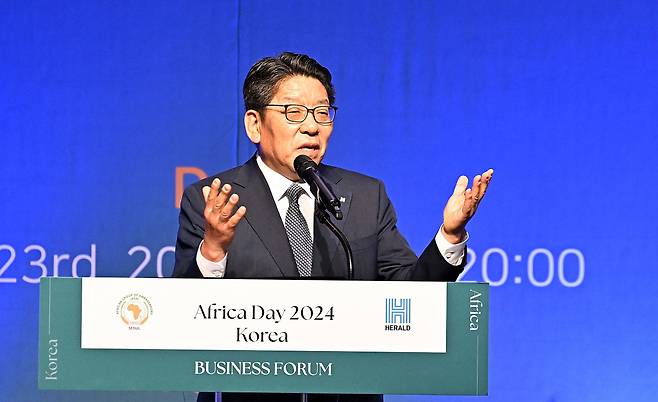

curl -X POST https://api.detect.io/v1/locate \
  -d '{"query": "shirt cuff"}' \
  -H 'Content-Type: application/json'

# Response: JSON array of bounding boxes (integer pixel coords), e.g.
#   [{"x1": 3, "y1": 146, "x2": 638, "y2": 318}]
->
[
  {"x1": 196, "y1": 240, "x2": 227, "y2": 278},
  {"x1": 434, "y1": 225, "x2": 468, "y2": 266}
]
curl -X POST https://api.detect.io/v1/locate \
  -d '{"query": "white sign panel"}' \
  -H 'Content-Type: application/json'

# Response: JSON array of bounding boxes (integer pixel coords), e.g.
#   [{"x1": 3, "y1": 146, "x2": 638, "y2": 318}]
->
[{"x1": 81, "y1": 278, "x2": 447, "y2": 353}]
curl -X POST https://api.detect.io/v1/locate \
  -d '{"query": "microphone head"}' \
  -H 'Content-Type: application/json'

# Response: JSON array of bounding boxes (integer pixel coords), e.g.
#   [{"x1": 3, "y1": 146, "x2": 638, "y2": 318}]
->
[{"x1": 294, "y1": 155, "x2": 317, "y2": 178}]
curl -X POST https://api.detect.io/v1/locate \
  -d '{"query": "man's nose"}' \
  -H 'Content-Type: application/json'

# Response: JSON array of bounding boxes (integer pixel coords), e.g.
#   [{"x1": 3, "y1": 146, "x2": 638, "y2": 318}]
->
[{"x1": 299, "y1": 112, "x2": 319, "y2": 135}]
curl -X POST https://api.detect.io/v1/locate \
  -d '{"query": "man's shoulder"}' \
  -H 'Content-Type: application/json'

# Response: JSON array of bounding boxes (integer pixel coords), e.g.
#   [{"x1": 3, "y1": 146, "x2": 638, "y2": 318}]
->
[
  {"x1": 184, "y1": 160, "x2": 385, "y2": 194},
  {"x1": 320, "y1": 163, "x2": 384, "y2": 190}
]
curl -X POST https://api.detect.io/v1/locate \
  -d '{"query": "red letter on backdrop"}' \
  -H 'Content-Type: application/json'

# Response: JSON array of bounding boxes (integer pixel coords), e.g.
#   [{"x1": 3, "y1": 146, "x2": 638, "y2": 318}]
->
[{"x1": 175, "y1": 167, "x2": 207, "y2": 209}]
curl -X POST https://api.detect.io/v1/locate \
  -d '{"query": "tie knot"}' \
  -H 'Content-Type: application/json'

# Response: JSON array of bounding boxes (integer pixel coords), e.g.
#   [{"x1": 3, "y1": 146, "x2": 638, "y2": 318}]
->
[{"x1": 284, "y1": 183, "x2": 305, "y2": 203}]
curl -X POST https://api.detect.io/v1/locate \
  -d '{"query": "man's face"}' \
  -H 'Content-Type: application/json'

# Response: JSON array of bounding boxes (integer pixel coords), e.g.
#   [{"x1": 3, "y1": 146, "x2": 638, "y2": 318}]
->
[{"x1": 248, "y1": 75, "x2": 333, "y2": 180}]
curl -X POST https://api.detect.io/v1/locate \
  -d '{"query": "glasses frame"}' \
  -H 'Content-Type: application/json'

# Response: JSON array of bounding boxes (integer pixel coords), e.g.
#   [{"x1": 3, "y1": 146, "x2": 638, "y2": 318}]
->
[{"x1": 262, "y1": 104, "x2": 338, "y2": 125}]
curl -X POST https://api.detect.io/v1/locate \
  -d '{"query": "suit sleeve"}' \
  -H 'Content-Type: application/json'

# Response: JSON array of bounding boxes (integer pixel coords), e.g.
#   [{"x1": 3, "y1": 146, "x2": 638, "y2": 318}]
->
[
  {"x1": 374, "y1": 181, "x2": 465, "y2": 281},
  {"x1": 172, "y1": 185, "x2": 206, "y2": 278}
]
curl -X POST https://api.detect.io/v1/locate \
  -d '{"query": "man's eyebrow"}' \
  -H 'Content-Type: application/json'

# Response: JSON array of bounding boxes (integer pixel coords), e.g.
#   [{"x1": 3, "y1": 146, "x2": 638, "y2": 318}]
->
[{"x1": 279, "y1": 96, "x2": 330, "y2": 105}]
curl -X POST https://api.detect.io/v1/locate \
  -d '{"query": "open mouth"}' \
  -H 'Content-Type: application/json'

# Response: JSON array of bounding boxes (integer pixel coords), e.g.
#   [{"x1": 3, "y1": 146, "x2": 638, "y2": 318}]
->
[{"x1": 299, "y1": 143, "x2": 320, "y2": 151}]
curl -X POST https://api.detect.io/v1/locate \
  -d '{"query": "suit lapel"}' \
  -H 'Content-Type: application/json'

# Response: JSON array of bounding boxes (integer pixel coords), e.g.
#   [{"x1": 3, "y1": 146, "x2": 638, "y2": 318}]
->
[{"x1": 233, "y1": 157, "x2": 299, "y2": 278}]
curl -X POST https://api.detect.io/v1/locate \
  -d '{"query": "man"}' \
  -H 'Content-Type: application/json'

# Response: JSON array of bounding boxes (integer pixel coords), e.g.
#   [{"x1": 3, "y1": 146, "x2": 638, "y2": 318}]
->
[{"x1": 174, "y1": 52, "x2": 493, "y2": 402}]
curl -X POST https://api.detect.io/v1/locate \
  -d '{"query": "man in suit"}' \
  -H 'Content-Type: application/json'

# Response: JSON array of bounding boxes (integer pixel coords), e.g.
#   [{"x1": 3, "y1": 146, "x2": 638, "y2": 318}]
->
[{"x1": 174, "y1": 52, "x2": 493, "y2": 402}]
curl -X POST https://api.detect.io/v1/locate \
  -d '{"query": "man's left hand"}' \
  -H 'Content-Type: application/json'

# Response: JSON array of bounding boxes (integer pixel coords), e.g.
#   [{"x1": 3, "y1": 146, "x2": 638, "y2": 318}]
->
[{"x1": 442, "y1": 169, "x2": 494, "y2": 244}]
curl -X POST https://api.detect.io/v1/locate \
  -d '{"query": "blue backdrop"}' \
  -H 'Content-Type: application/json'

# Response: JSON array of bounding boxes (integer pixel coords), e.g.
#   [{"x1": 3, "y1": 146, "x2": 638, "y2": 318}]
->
[{"x1": 2, "y1": 1, "x2": 657, "y2": 401}]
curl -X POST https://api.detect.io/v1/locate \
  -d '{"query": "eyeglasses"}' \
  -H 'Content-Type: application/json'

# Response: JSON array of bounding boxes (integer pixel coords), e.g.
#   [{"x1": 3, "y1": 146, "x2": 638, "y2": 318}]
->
[{"x1": 263, "y1": 104, "x2": 338, "y2": 124}]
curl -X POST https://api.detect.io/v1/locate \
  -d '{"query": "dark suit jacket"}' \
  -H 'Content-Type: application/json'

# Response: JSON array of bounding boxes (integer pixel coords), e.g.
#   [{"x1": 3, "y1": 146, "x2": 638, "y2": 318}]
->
[
  {"x1": 174, "y1": 156, "x2": 463, "y2": 281},
  {"x1": 173, "y1": 156, "x2": 465, "y2": 402}
]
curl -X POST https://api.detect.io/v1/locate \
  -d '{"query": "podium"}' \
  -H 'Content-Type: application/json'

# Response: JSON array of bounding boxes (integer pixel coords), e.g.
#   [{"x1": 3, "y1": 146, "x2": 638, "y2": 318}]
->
[{"x1": 39, "y1": 277, "x2": 488, "y2": 395}]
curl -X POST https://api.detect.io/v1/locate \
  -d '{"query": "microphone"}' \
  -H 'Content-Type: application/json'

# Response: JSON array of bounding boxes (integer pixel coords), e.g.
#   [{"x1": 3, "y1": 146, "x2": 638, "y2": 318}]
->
[
  {"x1": 294, "y1": 154, "x2": 353, "y2": 279},
  {"x1": 293, "y1": 155, "x2": 343, "y2": 220}
]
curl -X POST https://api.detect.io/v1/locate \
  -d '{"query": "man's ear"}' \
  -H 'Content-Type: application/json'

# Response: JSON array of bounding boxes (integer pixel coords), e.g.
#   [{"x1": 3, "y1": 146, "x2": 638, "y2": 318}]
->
[{"x1": 244, "y1": 110, "x2": 261, "y2": 144}]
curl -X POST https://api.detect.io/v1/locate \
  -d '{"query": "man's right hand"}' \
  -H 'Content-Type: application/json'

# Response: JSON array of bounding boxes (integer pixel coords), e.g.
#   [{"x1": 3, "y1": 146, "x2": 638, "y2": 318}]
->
[{"x1": 200, "y1": 178, "x2": 246, "y2": 262}]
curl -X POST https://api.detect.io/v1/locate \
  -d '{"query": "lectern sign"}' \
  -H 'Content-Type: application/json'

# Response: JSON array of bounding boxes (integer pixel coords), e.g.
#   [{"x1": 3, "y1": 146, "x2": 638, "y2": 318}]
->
[
  {"x1": 81, "y1": 278, "x2": 447, "y2": 353},
  {"x1": 39, "y1": 277, "x2": 489, "y2": 395}
]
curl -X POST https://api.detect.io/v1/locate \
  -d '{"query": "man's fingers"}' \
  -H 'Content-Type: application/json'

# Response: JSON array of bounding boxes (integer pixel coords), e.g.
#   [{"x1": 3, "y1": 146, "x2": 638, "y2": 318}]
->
[
  {"x1": 204, "y1": 179, "x2": 222, "y2": 214},
  {"x1": 227, "y1": 206, "x2": 247, "y2": 228},
  {"x1": 204, "y1": 181, "x2": 238, "y2": 220},
  {"x1": 202, "y1": 186, "x2": 211, "y2": 203},
  {"x1": 447, "y1": 169, "x2": 492, "y2": 227},
  {"x1": 219, "y1": 193, "x2": 239, "y2": 220},
  {"x1": 453, "y1": 169, "x2": 493, "y2": 199},
  {"x1": 206, "y1": 178, "x2": 221, "y2": 203},
  {"x1": 212, "y1": 184, "x2": 232, "y2": 211},
  {"x1": 203, "y1": 183, "x2": 216, "y2": 216},
  {"x1": 478, "y1": 169, "x2": 493, "y2": 200},
  {"x1": 203, "y1": 179, "x2": 221, "y2": 216},
  {"x1": 472, "y1": 175, "x2": 482, "y2": 203},
  {"x1": 463, "y1": 188, "x2": 475, "y2": 213},
  {"x1": 453, "y1": 175, "x2": 468, "y2": 195}
]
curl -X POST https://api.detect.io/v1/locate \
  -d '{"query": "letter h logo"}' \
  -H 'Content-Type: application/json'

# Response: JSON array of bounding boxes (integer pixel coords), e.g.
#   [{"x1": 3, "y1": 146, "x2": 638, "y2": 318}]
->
[{"x1": 385, "y1": 298, "x2": 411, "y2": 324}]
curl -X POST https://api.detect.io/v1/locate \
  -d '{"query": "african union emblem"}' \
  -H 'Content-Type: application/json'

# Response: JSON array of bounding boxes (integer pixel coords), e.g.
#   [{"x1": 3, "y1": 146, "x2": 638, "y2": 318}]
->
[
  {"x1": 384, "y1": 298, "x2": 411, "y2": 331},
  {"x1": 116, "y1": 293, "x2": 153, "y2": 330}
]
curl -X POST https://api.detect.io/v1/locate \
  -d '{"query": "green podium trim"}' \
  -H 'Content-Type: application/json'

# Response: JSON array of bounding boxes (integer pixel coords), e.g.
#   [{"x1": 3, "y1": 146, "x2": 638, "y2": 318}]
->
[{"x1": 39, "y1": 277, "x2": 488, "y2": 395}]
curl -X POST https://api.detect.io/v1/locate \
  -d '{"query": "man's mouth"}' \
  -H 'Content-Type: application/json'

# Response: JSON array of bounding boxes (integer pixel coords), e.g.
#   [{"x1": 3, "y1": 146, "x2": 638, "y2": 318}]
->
[{"x1": 299, "y1": 143, "x2": 320, "y2": 151}]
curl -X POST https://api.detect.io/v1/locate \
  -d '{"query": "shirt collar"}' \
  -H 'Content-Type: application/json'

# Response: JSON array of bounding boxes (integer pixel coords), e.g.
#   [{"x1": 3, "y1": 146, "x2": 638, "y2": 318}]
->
[{"x1": 256, "y1": 155, "x2": 313, "y2": 201}]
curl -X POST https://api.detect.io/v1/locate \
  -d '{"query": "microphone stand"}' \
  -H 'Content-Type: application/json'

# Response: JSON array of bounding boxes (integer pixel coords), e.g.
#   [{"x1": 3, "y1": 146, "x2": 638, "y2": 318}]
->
[
  {"x1": 314, "y1": 196, "x2": 354, "y2": 281},
  {"x1": 300, "y1": 187, "x2": 353, "y2": 402}
]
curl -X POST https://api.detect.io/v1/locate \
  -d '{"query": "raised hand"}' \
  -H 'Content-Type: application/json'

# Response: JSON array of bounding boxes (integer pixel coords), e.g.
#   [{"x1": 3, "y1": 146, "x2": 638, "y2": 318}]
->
[
  {"x1": 200, "y1": 178, "x2": 247, "y2": 261},
  {"x1": 442, "y1": 169, "x2": 493, "y2": 244}
]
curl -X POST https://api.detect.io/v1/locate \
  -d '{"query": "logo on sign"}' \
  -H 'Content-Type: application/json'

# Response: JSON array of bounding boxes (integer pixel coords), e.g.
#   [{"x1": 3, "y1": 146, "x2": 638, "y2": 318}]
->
[
  {"x1": 116, "y1": 294, "x2": 153, "y2": 330},
  {"x1": 384, "y1": 298, "x2": 411, "y2": 331}
]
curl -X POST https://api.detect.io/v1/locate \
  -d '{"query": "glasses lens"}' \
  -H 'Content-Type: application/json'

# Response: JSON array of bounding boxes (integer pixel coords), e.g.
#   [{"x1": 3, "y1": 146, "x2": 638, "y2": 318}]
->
[
  {"x1": 314, "y1": 106, "x2": 335, "y2": 123},
  {"x1": 285, "y1": 105, "x2": 307, "y2": 122}
]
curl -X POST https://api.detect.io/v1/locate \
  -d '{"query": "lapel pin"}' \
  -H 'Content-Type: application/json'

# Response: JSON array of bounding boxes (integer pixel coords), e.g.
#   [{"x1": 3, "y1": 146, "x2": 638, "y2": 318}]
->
[{"x1": 340, "y1": 196, "x2": 346, "y2": 203}]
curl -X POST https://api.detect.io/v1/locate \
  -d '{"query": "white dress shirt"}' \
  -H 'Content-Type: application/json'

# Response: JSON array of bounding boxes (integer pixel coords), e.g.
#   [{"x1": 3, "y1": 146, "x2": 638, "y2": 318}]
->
[{"x1": 196, "y1": 156, "x2": 467, "y2": 278}]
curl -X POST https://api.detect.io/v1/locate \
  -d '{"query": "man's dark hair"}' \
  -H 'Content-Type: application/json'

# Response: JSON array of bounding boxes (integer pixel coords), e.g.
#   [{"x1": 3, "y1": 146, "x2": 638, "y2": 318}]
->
[{"x1": 243, "y1": 52, "x2": 335, "y2": 111}]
